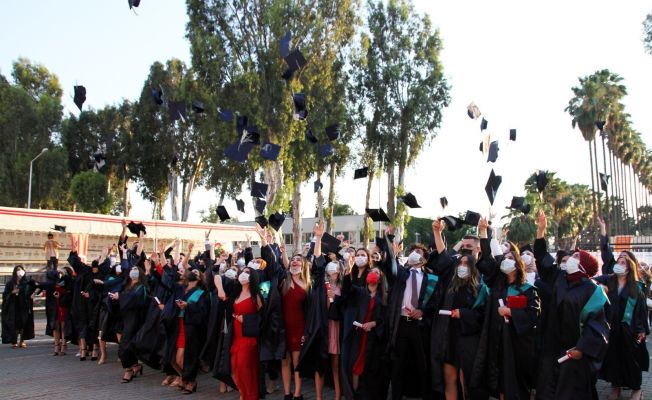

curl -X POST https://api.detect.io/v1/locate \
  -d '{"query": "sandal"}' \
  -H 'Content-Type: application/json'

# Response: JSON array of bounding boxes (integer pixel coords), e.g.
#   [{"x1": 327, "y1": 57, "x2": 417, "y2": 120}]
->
[
  {"x1": 131, "y1": 363, "x2": 143, "y2": 377},
  {"x1": 79, "y1": 347, "x2": 87, "y2": 361},
  {"x1": 53, "y1": 341, "x2": 59, "y2": 356},
  {"x1": 11, "y1": 343, "x2": 18, "y2": 349},
  {"x1": 60, "y1": 341, "x2": 67, "y2": 356},
  {"x1": 161, "y1": 375, "x2": 175, "y2": 386},
  {"x1": 19, "y1": 341, "x2": 26, "y2": 349},
  {"x1": 182, "y1": 381, "x2": 197, "y2": 394},
  {"x1": 121, "y1": 369, "x2": 134, "y2": 383}
]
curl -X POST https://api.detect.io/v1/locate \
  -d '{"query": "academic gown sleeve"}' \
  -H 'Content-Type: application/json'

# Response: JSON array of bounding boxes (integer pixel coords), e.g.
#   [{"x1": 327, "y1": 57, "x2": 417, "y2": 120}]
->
[
  {"x1": 184, "y1": 290, "x2": 210, "y2": 326},
  {"x1": 458, "y1": 303, "x2": 484, "y2": 336},
  {"x1": 534, "y1": 237, "x2": 558, "y2": 284},
  {"x1": 575, "y1": 292, "x2": 610, "y2": 361},
  {"x1": 477, "y1": 238, "x2": 501, "y2": 288},
  {"x1": 67, "y1": 251, "x2": 90, "y2": 276},
  {"x1": 600, "y1": 234, "x2": 616, "y2": 275}
]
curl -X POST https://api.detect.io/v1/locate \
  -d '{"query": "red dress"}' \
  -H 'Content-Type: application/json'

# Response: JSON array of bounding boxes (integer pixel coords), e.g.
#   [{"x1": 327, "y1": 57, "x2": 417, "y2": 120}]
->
[
  {"x1": 282, "y1": 280, "x2": 307, "y2": 352},
  {"x1": 231, "y1": 297, "x2": 259, "y2": 400},
  {"x1": 352, "y1": 297, "x2": 375, "y2": 375}
]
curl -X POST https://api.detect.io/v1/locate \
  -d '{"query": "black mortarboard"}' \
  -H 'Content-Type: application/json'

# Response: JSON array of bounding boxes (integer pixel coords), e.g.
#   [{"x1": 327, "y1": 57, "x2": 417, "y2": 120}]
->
[
  {"x1": 73, "y1": 85, "x2": 86, "y2": 111},
  {"x1": 400, "y1": 193, "x2": 421, "y2": 208},
  {"x1": 52, "y1": 225, "x2": 66, "y2": 233},
  {"x1": 240, "y1": 125, "x2": 260, "y2": 146},
  {"x1": 216, "y1": 205, "x2": 231, "y2": 222},
  {"x1": 536, "y1": 171, "x2": 548, "y2": 193},
  {"x1": 440, "y1": 197, "x2": 448, "y2": 209},
  {"x1": 305, "y1": 128, "x2": 319, "y2": 144},
  {"x1": 321, "y1": 232, "x2": 342, "y2": 254},
  {"x1": 268, "y1": 212, "x2": 286, "y2": 231},
  {"x1": 314, "y1": 179, "x2": 323, "y2": 193},
  {"x1": 509, "y1": 129, "x2": 516, "y2": 141},
  {"x1": 366, "y1": 208, "x2": 390, "y2": 223},
  {"x1": 126, "y1": 222, "x2": 147, "y2": 236},
  {"x1": 168, "y1": 101, "x2": 187, "y2": 122},
  {"x1": 519, "y1": 244, "x2": 533, "y2": 254},
  {"x1": 484, "y1": 169, "x2": 502, "y2": 205},
  {"x1": 255, "y1": 199, "x2": 267, "y2": 215},
  {"x1": 325, "y1": 124, "x2": 340, "y2": 141},
  {"x1": 224, "y1": 142, "x2": 253, "y2": 163},
  {"x1": 236, "y1": 115, "x2": 248, "y2": 134},
  {"x1": 255, "y1": 215, "x2": 268, "y2": 228},
  {"x1": 260, "y1": 142, "x2": 281, "y2": 161},
  {"x1": 319, "y1": 143, "x2": 334, "y2": 158},
  {"x1": 191, "y1": 100, "x2": 205, "y2": 113},
  {"x1": 284, "y1": 49, "x2": 307, "y2": 71},
  {"x1": 93, "y1": 151, "x2": 106, "y2": 170},
  {"x1": 440, "y1": 216, "x2": 463, "y2": 231},
  {"x1": 487, "y1": 141, "x2": 499, "y2": 163},
  {"x1": 508, "y1": 196, "x2": 531, "y2": 214},
  {"x1": 292, "y1": 93, "x2": 308, "y2": 120},
  {"x1": 596, "y1": 121, "x2": 606, "y2": 131},
  {"x1": 152, "y1": 88, "x2": 163, "y2": 105},
  {"x1": 480, "y1": 117, "x2": 488, "y2": 131},
  {"x1": 354, "y1": 167, "x2": 368, "y2": 180},
  {"x1": 599, "y1": 173, "x2": 610, "y2": 192},
  {"x1": 467, "y1": 102, "x2": 481, "y2": 119},
  {"x1": 251, "y1": 181, "x2": 268, "y2": 198},
  {"x1": 218, "y1": 108, "x2": 233, "y2": 122},
  {"x1": 128, "y1": 0, "x2": 141, "y2": 9},
  {"x1": 280, "y1": 31, "x2": 291, "y2": 58},
  {"x1": 463, "y1": 211, "x2": 481, "y2": 226},
  {"x1": 236, "y1": 198, "x2": 245, "y2": 213}
]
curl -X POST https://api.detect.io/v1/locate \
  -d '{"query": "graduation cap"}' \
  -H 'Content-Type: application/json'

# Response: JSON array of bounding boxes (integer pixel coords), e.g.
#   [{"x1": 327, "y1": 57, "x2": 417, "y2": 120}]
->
[
  {"x1": 73, "y1": 85, "x2": 86, "y2": 111},
  {"x1": 240, "y1": 125, "x2": 260, "y2": 146},
  {"x1": 536, "y1": 171, "x2": 549, "y2": 193},
  {"x1": 508, "y1": 196, "x2": 531, "y2": 214},
  {"x1": 480, "y1": 134, "x2": 490, "y2": 156},
  {"x1": 365, "y1": 208, "x2": 390, "y2": 223},
  {"x1": 216, "y1": 205, "x2": 231, "y2": 222},
  {"x1": 467, "y1": 102, "x2": 481, "y2": 119},
  {"x1": 599, "y1": 173, "x2": 610, "y2": 192},
  {"x1": 292, "y1": 93, "x2": 308, "y2": 120},
  {"x1": 168, "y1": 101, "x2": 187, "y2": 122},
  {"x1": 321, "y1": 232, "x2": 342, "y2": 254},
  {"x1": 255, "y1": 199, "x2": 267, "y2": 215},
  {"x1": 463, "y1": 211, "x2": 481, "y2": 226},
  {"x1": 128, "y1": 0, "x2": 140, "y2": 9},
  {"x1": 260, "y1": 142, "x2": 281, "y2": 161},
  {"x1": 305, "y1": 128, "x2": 319, "y2": 144},
  {"x1": 236, "y1": 198, "x2": 245, "y2": 213},
  {"x1": 440, "y1": 197, "x2": 448, "y2": 209},
  {"x1": 218, "y1": 108, "x2": 233, "y2": 122},
  {"x1": 170, "y1": 155, "x2": 178, "y2": 168},
  {"x1": 519, "y1": 244, "x2": 533, "y2": 255},
  {"x1": 596, "y1": 121, "x2": 606, "y2": 131},
  {"x1": 282, "y1": 50, "x2": 307, "y2": 80},
  {"x1": 93, "y1": 151, "x2": 106, "y2": 170},
  {"x1": 255, "y1": 215, "x2": 268, "y2": 228},
  {"x1": 52, "y1": 225, "x2": 66, "y2": 233},
  {"x1": 440, "y1": 216, "x2": 463, "y2": 231},
  {"x1": 314, "y1": 179, "x2": 323, "y2": 193},
  {"x1": 191, "y1": 100, "x2": 205, "y2": 114},
  {"x1": 319, "y1": 143, "x2": 334, "y2": 158},
  {"x1": 236, "y1": 115, "x2": 248, "y2": 133},
  {"x1": 485, "y1": 169, "x2": 502, "y2": 205},
  {"x1": 126, "y1": 222, "x2": 147, "y2": 236},
  {"x1": 509, "y1": 129, "x2": 517, "y2": 141},
  {"x1": 251, "y1": 181, "x2": 268, "y2": 199},
  {"x1": 487, "y1": 141, "x2": 499, "y2": 163},
  {"x1": 224, "y1": 141, "x2": 253, "y2": 163},
  {"x1": 151, "y1": 88, "x2": 164, "y2": 106},
  {"x1": 400, "y1": 193, "x2": 421, "y2": 208},
  {"x1": 325, "y1": 124, "x2": 340, "y2": 141},
  {"x1": 280, "y1": 31, "x2": 291, "y2": 58},
  {"x1": 480, "y1": 118, "x2": 488, "y2": 131},
  {"x1": 268, "y1": 212, "x2": 286, "y2": 231},
  {"x1": 354, "y1": 167, "x2": 368, "y2": 180}
]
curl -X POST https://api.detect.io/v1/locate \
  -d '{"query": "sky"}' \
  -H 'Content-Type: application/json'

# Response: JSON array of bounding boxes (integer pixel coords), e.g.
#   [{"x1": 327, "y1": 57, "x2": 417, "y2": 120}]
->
[{"x1": 2, "y1": 0, "x2": 652, "y2": 226}]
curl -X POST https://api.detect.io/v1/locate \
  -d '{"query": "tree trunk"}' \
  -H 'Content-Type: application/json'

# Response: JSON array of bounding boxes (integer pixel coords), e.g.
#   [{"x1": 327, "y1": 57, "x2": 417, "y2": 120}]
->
[
  {"x1": 263, "y1": 160, "x2": 284, "y2": 209},
  {"x1": 387, "y1": 165, "x2": 395, "y2": 220},
  {"x1": 620, "y1": 159, "x2": 630, "y2": 233},
  {"x1": 588, "y1": 140, "x2": 597, "y2": 218},
  {"x1": 217, "y1": 181, "x2": 227, "y2": 206},
  {"x1": 363, "y1": 167, "x2": 374, "y2": 249},
  {"x1": 180, "y1": 157, "x2": 204, "y2": 222},
  {"x1": 168, "y1": 170, "x2": 179, "y2": 221},
  {"x1": 600, "y1": 135, "x2": 609, "y2": 231},
  {"x1": 629, "y1": 165, "x2": 639, "y2": 231},
  {"x1": 123, "y1": 179, "x2": 130, "y2": 217},
  {"x1": 291, "y1": 183, "x2": 302, "y2": 255},
  {"x1": 593, "y1": 138, "x2": 601, "y2": 216},
  {"x1": 609, "y1": 150, "x2": 619, "y2": 235},
  {"x1": 396, "y1": 159, "x2": 407, "y2": 239},
  {"x1": 326, "y1": 161, "x2": 336, "y2": 234},
  {"x1": 316, "y1": 182, "x2": 324, "y2": 220}
]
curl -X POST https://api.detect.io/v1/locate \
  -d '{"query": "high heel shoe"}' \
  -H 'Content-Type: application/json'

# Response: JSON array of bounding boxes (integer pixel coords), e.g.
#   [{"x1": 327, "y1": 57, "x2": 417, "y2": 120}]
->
[
  {"x1": 284, "y1": 395, "x2": 293, "y2": 400},
  {"x1": 293, "y1": 396, "x2": 304, "y2": 400},
  {"x1": 121, "y1": 369, "x2": 134, "y2": 383},
  {"x1": 161, "y1": 375, "x2": 175, "y2": 386},
  {"x1": 53, "y1": 341, "x2": 59, "y2": 356},
  {"x1": 79, "y1": 347, "x2": 87, "y2": 361},
  {"x1": 132, "y1": 363, "x2": 143, "y2": 377},
  {"x1": 90, "y1": 349, "x2": 98, "y2": 361},
  {"x1": 60, "y1": 340, "x2": 67, "y2": 356},
  {"x1": 182, "y1": 381, "x2": 197, "y2": 394}
]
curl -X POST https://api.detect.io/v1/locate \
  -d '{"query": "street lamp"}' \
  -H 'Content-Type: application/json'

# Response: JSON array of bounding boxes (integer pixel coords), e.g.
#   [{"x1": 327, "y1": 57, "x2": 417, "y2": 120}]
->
[{"x1": 27, "y1": 148, "x2": 48, "y2": 209}]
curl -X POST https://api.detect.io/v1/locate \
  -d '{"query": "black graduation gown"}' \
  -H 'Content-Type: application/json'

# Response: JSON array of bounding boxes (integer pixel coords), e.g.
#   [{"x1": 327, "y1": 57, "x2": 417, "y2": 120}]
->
[
  {"x1": 258, "y1": 244, "x2": 287, "y2": 363},
  {"x1": 67, "y1": 252, "x2": 109, "y2": 344},
  {"x1": 116, "y1": 283, "x2": 147, "y2": 366},
  {"x1": 471, "y1": 238, "x2": 541, "y2": 400},
  {"x1": 211, "y1": 278, "x2": 239, "y2": 389},
  {"x1": 340, "y1": 274, "x2": 388, "y2": 400},
  {"x1": 1, "y1": 277, "x2": 37, "y2": 344},
  {"x1": 41, "y1": 269, "x2": 59, "y2": 337},
  {"x1": 97, "y1": 273, "x2": 124, "y2": 343},
  {"x1": 595, "y1": 274, "x2": 649, "y2": 390},
  {"x1": 533, "y1": 237, "x2": 610, "y2": 400},
  {"x1": 199, "y1": 263, "x2": 221, "y2": 371}
]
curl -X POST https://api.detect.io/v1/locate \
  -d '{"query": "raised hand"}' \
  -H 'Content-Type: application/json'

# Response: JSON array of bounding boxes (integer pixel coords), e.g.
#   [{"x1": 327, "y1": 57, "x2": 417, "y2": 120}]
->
[
  {"x1": 597, "y1": 216, "x2": 606, "y2": 236},
  {"x1": 205, "y1": 229, "x2": 212, "y2": 239},
  {"x1": 537, "y1": 210, "x2": 547, "y2": 238},
  {"x1": 478, "y1": 217, "x2": 489, "y2": 238},
  {"x1": 432, "y1": 218, "x2": 445, "y2": 233},
  {"x1": 313, "y1": 220, "x2": 325, "y2": 238}
]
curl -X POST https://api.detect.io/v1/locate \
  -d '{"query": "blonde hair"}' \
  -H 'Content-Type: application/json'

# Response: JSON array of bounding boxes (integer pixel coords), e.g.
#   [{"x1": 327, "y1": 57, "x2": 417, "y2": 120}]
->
[{"x1": 282, "y1": 254, "x2": 312, "y2": 294}]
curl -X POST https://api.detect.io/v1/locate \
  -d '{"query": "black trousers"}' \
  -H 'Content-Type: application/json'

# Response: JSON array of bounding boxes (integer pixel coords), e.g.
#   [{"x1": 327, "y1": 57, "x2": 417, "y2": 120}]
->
[
  {"x1": 391, "y1": 318, "x2": 429, "y2": 400},
  {"x1": 47, "y1": 257, "x2": 58, "y2": 270}
]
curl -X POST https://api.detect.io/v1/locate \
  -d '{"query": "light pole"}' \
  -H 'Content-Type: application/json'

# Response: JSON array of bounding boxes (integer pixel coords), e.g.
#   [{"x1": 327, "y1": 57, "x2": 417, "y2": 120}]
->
[{"x1": 28, "y1": 148, "x2": 48, "y2": 209}]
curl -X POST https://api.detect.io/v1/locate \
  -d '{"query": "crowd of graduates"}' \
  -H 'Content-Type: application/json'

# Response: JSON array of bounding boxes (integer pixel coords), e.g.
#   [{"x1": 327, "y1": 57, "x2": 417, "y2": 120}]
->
[{"x1": 1, "y1": 211, "x2": 651, "y2": 400}]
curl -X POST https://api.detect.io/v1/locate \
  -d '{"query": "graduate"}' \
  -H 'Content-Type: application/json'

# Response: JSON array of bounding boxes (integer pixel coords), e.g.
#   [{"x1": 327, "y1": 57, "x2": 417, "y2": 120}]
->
[
  {"x1": 211, "y1": 263, "x2": 240, "y2": 393},
  {"x1": 325, "y1": 257, "x2": 344, "y2": 400},
  {"x1": 471, "y1": 217, "x2": 541, "y2": 400},
  {"x1": 1, "y1": 265, "x2": 37, "y2": 347}
]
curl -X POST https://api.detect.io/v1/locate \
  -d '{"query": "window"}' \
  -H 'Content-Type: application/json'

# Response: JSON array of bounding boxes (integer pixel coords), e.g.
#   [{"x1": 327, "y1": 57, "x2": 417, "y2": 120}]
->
[{"x1": 283, "y1": 234, "x2": 293, "y2": 245}]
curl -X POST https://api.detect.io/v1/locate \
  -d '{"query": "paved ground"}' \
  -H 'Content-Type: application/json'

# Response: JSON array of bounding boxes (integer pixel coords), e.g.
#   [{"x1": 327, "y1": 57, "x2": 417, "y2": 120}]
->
[{"x1": 0, "y1": 315, "x2": 650, "y2": 399}]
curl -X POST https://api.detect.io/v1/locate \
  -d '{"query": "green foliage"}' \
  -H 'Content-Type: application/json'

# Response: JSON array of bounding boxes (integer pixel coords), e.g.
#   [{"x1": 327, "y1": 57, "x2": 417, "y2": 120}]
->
[
  {"x1": 70, "y1": 171, "x2": 112, "y2": 214},
  {"x1": 330, "y1": 202, "x2": 356, "y2": 216},
  {"x1": 404, "y1": 216, "x2": 433, "y2": 248}
]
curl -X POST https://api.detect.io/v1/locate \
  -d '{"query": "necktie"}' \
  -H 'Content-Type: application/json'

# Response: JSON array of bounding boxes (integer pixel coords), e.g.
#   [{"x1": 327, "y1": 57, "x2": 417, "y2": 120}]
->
[{"x1": 411, "y1": 269, "x2": 419, "y2": 309}]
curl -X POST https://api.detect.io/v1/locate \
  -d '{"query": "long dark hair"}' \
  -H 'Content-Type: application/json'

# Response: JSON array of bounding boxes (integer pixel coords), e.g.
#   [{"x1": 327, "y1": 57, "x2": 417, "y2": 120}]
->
[
  {"x1": 124, "y1": 267, "x2": 146, "y2": 292},
  {"x1": 236, "y1": 266, "x2": 261, "y2": 304},
  {"x1": 504, "y1": 241, "x2": 526, "y2": 286},
  {"x1": 448, "y1": 255, "x2": 481, "y2": 297},
  {"x1": 11, "y1": 265, "x2": 25, "y2": 284},
  {"x1": 611, "y1": 256, "x2": 640, "y2": 298}
]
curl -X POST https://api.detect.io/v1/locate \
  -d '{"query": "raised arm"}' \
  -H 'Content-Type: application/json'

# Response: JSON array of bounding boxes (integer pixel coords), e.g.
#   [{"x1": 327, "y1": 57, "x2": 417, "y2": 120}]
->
[
  {"x1": 313, "y1": 220, "x2": 324, "y2": 258},
  {"x1": 120, "y1": 218, "x2": 127, "y2": 242},
  {"x1": 433, "y1": 219, "x2": 446, "y2": 254},
  {"x1": 534, "y1": 210, "x2": 557, "y2": 283},
  {"x1": 598, "y1": 217, "x2": 615, "y2": 275}
]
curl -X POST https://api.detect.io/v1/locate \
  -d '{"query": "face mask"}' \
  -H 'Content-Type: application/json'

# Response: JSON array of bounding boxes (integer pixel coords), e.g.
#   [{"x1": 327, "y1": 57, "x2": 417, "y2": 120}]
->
[
  {"x1": 500, "y1": 258, "x2": 516, "y2": 274},
  {"x1": 238, "y1": 272, "x2": 250, "y2": 284},
  {"x1": 115, "y1": 264, "x2": 122, "y2": 274},
  {"x1": 521, "y1": 254, "x2": 533, "y2": 266},
  {"x1": 457, "y1": 265, "x2": 470, "y2": 279},
  {"x1": 355, "y1": 256, "x2": 368, "y2": 267},
  {"x1": 16, "y1": 270, "x2": 25, "y2": 278},
  {"x1": 526, "y1": 272, "x2": 536, "y2": 285},
  {"x1": 326, "y1": 262, "x2": 339, "y2": 275},
  {"x1": 219, "y1": 263, "x2": 227, "y2": 273},
  {"x1": 613, "y1": 264, "x2": 628, "y2": 276},
  {"x1": 366, "y1": 272, "x2": 380, "y2": 285},
  {"x1": 178, "y1": 266, "x2": 185, "y2": 274},
  {"x1": 109, "y1": 256, "x2": 117, "y2": 267},
  {"x1": 129, "y1": 269, "x2": 140, "y2": 280},
  {"x1": 559, "y1": 262, "x2": 567, "y2": 271},
  {"x1": 343, "y1": 252, "x2": 351, "y2": 261},
  {"x1": 502, "y1": 244, "x2": 511, "y2": 254},
  {"x1": 237, "y1": 258, "x2": 246, "y2": 268},
  {"x1": 407, "y1": 251, "x2": 423, "y2": 266},
  {"x1": 248, "y1": 261, "x2": 261, "y2": 270},
  {"x1": 565, "y1": 257, "x2": 580, "y2": 274},
  {"x1": 290, "y1": 266, "x2": 302, "y2": 275},
  {"x1": 224, "y1": 269, "x2": 237, "y2": 280}
]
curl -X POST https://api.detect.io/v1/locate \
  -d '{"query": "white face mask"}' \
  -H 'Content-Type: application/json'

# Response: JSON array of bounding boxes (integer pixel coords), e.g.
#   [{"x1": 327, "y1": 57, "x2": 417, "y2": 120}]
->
[
  {"x1": 236, "y1": 258, "x2": 246, "y2": 268},
  {"x1": 115, "y1": 264, "x2": 122, "y2": 274},
  {"x1": 521, "y1": 254, "x2": 533, "y2": 266},
  {"x1": 129, "y1": 269, "x2": 140, "y2": 280},
  {"x1": 219, "y1": 262, "x2": 227, "y2": 273},
  {"x1": 525, "y1": 272, "x2": 536, "y2": 285},
  {"x1": 559, "y1": 262, "x2": 567, "y2": 271},
  {"x1": 326, "y1": 262, "x2": 339, "y2": 275},
  {"x1": 565, "y1": 257, "x2": 581, "y2": 274},
  {"x1": 500, "y1": 258, "x2": 516, "y2": 274},
  {"x1": 248, "y1": 261, "x2": 261, "y2": 270},
  {"x1": 238, "y1": 272, "x2": 250, "y2": 284},
  {"x1": 224, "y1": 269, "x2": 237, "y2": 280},
  {"x1": 343, "y1": 252, "x2": 351, "y2": 261},
  {"x1": 502, "y1": 244, "x2": 511, "y2": 254},
  {"x1": 290, "y1": 266, "x2": 302, "y2": 275},
  {"x1": 456, "y1": 265, "x2": 470, "y2": 279},
  {"x1": 178, "y1": 266, "x2": 185, "y2": 274},
  {"x1": 407, "y1": 251, "x2": 423, "y2": 266},
  {"x1": 613, "y1": 264, "x2": 628, "y2": 276},
  {"x1": 109, "y1": 256, "x2": 117, "y2": 267},
  {"x1": 355, "y1": 256, "x2": 368, "y2": 267},
  {"x1": 16, "y1": 270, "x2": 25, "y2": 278}
]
